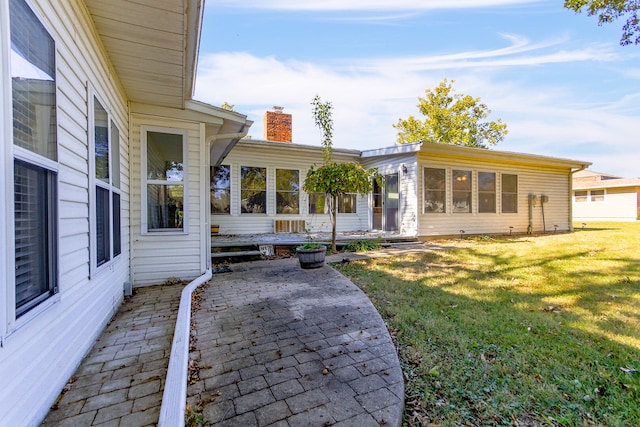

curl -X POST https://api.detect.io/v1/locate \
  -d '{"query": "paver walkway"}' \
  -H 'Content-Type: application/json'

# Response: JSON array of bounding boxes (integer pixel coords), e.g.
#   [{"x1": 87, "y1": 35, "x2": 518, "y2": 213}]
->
[
  {"x1": 41, "y1": 254, "x2": 405, "y2": 427},
  {"x1": 41, "y1": 284, "x2": 183, "y2": 426},
  {"x1": 187, "y1": 258, "x2": 404, "y2": 426}
]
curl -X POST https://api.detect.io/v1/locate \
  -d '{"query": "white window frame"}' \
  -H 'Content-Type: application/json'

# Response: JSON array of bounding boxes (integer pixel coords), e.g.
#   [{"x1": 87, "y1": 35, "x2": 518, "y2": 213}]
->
[
  {"x1": 422, "y1": 166, "x2": 447, "y2": 214},
  {"x1": 590, "y1": 189, "x2": 605, "y2": 202},
  {"x1": 141, "y1": 125, "x2": 189, "y2": 234},
  {"x1": 275, "y1": 168, "x2": 300, "y2": 215},
  {"x1": 88, "y1": 90, "x2": 122, "y2": 276},
  {"x1": 240, "y1": 165, "x2": 267, "y2": 215},
  {"x1": 501, "y1": 173, "x2": 519, "y2": 214},
  {"x1": 478, "y1": 171, "x2": 497, "y2": 214},
  {"x1": 3, "y1": 0, "x2": 61, "y2": 338},
  {"x1": 211, "y1": 164, "x2": 231, "y2": 215}
]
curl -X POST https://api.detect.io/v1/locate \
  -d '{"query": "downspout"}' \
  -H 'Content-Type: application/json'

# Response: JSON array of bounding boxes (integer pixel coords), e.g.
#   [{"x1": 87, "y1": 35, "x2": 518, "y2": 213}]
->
[{"x1": 569, "y1": 164, "x2": 589, "y2": 231}]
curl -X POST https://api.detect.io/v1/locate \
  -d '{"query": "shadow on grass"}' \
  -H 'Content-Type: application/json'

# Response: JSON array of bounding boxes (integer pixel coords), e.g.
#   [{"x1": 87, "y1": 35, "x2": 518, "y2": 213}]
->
[{"x1": 335, "y1": 240, "x2": 640, "y2": 426}]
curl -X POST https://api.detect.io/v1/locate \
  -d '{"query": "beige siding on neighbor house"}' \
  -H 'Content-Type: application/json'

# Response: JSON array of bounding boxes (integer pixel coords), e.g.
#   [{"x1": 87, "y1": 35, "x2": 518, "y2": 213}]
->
[
  {"x1": 417, "y1": 154, "x2": 573, "y2": 236},
  {"x1": 211, "y1": 141, "x2": 369, "y2": 235},
  {"x1": 1, "y1": 1, "x2": 131, "y2": 425},
  {"x1": 130, "y1": 114, "x2": 206, "y2": 286},
  {"x1": 573, "y1": 186, "x2": 640, "y2": 222}
]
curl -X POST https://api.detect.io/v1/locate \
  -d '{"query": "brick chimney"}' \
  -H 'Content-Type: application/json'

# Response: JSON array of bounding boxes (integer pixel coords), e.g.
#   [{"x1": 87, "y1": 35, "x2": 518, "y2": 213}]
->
[{"x1": 264, "y1": 106, "x2": 292, "y2": 142}]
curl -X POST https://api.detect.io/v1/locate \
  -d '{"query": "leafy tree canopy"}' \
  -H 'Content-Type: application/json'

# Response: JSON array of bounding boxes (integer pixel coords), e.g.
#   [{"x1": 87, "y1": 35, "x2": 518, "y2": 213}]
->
[
  {"x1": 394, "y1": 79, "x2": 508, "y2": 149},
  {"x1": 565, "y1": 0, "x2": 640, "y2": 46}
]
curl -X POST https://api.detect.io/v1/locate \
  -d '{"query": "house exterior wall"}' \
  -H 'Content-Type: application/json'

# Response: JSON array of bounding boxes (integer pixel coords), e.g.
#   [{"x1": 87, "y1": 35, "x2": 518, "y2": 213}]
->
[
  {"x1": 0, "y1": 1, "x2": 130, "y2": 425},
  {"x1": 211, "y1": 140, "x2": 369, "y2": 235},
  {"x1": 130, "y1": 114, "x2": 208, "y2": 286},
  {"x1": 416, "y1": 154, "x2": 573, "y2": 236},
  {"x1": 573, "y1": 186, "x2": 640, "y2": 222},
  {"x1": 361, "y1": 153, "x2": 419, "y2": 236}
]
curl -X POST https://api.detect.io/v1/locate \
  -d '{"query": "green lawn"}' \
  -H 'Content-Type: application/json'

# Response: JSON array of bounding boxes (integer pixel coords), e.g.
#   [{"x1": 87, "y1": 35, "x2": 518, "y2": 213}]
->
[{"x1": 335, "y1": 222, "x2": 640, "y2": 426}]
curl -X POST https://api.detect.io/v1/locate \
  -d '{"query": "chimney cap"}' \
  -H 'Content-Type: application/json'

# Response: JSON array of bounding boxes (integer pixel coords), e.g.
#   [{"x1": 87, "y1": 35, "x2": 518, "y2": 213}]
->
[{"x1": 272, "y1": 106, "x2": 284, "y2": 113}]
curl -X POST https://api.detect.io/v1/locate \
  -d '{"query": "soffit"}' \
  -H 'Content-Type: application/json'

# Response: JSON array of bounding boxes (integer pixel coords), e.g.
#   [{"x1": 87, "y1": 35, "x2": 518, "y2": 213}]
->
[{"x1": 83, "y1": 0, "x2": 201, "y2": 108}]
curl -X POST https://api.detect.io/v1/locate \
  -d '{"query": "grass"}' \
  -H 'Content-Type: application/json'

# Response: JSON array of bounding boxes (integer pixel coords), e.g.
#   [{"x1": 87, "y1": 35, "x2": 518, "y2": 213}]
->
[{"x1": 334, "y1": 222, "x2": 640, "y2": 426}]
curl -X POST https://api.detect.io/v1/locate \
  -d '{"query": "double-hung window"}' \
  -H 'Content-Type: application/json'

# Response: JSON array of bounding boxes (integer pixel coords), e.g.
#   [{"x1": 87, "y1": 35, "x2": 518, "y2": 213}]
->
[
  {"x1": 10, "y1": 0, "x2": 58, "y2": 317},
  {"x1": 91, "y1": 96, "x2": 121, "y2": 270},
  {"x1": 501, "y1": 174, "x2": 518, "y2": 213},
  {"x1": 143, "y1": 128, "x2": 187, "y2": 232},
  {"x1": 276, "y1": 169, "x2": 299, "y2": 214},
  {"x1": 240, "y1": 166, "x2": 266, "y2": 214},
  {"x1": 424, "y1": 168, "x2": 446, "y2": 213},
  {"x1": 478, "y1": 172, "x2": 496, "y2": 213},
  {"x1": 452, "y1": 170, "x2": 472, "y2": 213},
  {"x1": 211, "y1": 165, "x2": 231, "y2": 214},
  {"x1": 338, "y1": 193, "x2": 357, "y2": 213},
  {"x1": 309, "y1": 193, "x2": 329, "y2": 214}
]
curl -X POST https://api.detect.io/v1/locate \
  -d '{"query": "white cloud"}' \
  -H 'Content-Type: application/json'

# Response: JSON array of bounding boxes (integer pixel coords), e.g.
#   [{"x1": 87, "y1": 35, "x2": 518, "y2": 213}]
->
[{"x1": 194, "y1": 39, "x2": 640, "y2": 177}]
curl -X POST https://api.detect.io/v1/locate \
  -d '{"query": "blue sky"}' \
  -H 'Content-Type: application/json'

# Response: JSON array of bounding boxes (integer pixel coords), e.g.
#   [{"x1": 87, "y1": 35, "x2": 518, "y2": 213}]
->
[{"x1": 195, "y1": 0, "x2": 640, "y2": 177}]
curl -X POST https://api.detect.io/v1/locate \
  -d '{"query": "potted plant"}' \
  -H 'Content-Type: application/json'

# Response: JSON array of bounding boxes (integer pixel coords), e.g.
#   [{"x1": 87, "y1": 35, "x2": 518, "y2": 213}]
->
[{"x1": 296, "y1": 241, "x2": 327, "y2": 269}]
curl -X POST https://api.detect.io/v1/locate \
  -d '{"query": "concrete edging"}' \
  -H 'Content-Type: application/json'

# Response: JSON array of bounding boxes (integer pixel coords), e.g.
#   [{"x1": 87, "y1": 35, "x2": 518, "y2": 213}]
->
[{"x1": 158, "y1": 269, "x2": 212, "y2": 427}]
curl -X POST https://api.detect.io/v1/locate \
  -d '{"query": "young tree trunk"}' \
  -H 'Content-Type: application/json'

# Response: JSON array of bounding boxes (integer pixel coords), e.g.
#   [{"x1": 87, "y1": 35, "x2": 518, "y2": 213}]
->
[{"x1": 331, "y1": 194, "x2": 338, "y2": 253}]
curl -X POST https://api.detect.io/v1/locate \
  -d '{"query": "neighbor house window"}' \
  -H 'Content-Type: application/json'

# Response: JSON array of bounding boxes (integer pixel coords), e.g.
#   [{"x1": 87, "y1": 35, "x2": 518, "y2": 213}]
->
[
  {"x1": 241, "y1": 166, "x2": 266, "y2": 213},
  {"x1": 590, "y1": 190, "x2": 605, "y2": 202},
  {"x1": 92, "y1": 96, "x2": 121, "y2": 268},
  {"x1": 502, "y1": 174, "x2": 518, "y2": 213},
  {"x1": 309, "y1": 193, "x2": 329, "y2": 214},
  {"x1": 478, "y1": 172, "x2": 496, "y2": 213},
  {"x1": 211, "y1": 165, "x2": 230, "y2": 214},
  {"x1": 574, "y1": 191, "x2": 588, "y2": 202},
  {"x1": 276, "y1": 169, "x2": 299, "y2": 214},
  {"x1": 11, "y1": 0, "x2": 58, "y2": 316},
  {"x1": 144, "y1": 129, "x2": 186, "y2": 231},
  {"x1": 338, "y1": 193, "x2": 357, "y2": 213},
  {"x1": 424, "y1": 168, "x2": 446, "y2": 213},
  {"x1": 452, "y1": 170, "x2": 472, "y2": 213}
]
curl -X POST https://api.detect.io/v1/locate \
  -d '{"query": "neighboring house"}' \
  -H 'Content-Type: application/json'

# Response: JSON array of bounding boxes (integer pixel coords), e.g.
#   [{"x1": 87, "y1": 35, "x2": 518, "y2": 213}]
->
[
  {"x1": 0, "y1": 0, "x2": 251, "y2": 425},
  {"x1": 212, "y1": 128, "x2": 591, "y2": 237},
  {"x1": 573, "y1": 170, "x2": 640, "y2": 222}
]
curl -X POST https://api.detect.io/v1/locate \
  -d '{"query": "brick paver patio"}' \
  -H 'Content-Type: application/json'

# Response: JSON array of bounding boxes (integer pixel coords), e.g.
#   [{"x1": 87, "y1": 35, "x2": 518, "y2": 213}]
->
[
  {"x1": 42, "y1": 255, "x2": 405, "y2": 427},
  {"x1": 41, "y1": 284, "x2": 182, "y2": 426}
]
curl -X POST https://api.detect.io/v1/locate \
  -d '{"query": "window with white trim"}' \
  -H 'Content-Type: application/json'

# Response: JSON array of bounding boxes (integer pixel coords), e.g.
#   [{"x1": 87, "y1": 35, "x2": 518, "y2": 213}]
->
[
  {"x1": 574, "y1": 189, "x2": 605, "y2": 203},
  {"x1": 478, "y1": 172, "x2": 496, "y2": 213},
  {"x1": 92, "y1": 95, "x2": 121, "y2": 269},
  {"x1": 424, "y1": 168, "x2": 446, "y2": 213},
  {"x1": 276, "y1": 169, "x2": 299, "y2": 214},
  {"x1": 337, "y1": 193, "x2": 357, "y2": 213},
  {"x1": 143, "y1": 129, "x2": 187, "y2": 231},
  {"x1": 241, "y1": 166, "x2": 266, "y2": 214},
  {"x1": 309, "y1": 193, "x2": 329, "y2": 214},
  {"x1": 211, "y1": 165, "x2": 230, "y2": 214},
  {"x1": 452, "y1": 170, "x2": 472, "y2": 213},
  {"x1": 501, "y1": 174, "x2": 518, "y2": 213},
  {"x1": 10, "y1": 0, "x2": 59, "y2": 317}
]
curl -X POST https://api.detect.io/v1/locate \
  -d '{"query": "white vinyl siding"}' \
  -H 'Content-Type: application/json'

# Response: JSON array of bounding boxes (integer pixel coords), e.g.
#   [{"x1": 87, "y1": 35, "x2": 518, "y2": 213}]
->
[
  {"x1": 417, "y1": 154, "x2": 572, "y2": 236},
  {"x1": 361, "y1": 153, "x2": 418, "y2": 236},
  {"x1": 213, "y1": 141, "x2": 369, "y2": 234},
  {"x1": 131, "y1": 116, "x2": 204, "y2": 286},
  {"x1": 1, "y1": 1, "x2": 130, "y2": 425}
]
